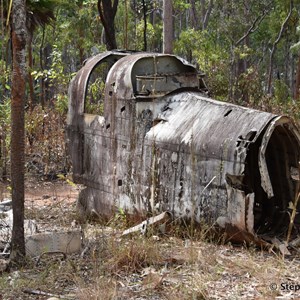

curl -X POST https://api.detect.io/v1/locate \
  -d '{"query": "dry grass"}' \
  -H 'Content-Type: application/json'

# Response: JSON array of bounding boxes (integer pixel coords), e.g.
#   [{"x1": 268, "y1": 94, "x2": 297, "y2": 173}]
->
[
  {"x1": 76, "y1": 277, "x2": 118, "y2": 300},
  {"x1": 1, "y1": 183, "x2": 300, "y2": 300},
  {"x1": 104, "y1": 237, "x2": 164, "y2": 274}
]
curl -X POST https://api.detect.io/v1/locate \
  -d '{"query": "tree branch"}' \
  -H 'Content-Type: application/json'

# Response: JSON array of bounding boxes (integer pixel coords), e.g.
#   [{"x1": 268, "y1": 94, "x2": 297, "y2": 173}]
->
[
  {"x1": 112, "y1": 0, "x2": 119, "y2": 14},
  {"x1": 203, "y1": 0, "x2": 213, "y2": 30},
  {"x1": 235, "y1": 3, "x2": 272, "y2": 47}
]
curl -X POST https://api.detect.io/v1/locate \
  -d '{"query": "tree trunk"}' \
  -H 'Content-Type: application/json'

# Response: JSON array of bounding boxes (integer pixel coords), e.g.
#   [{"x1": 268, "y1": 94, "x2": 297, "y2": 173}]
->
[
  {"x1": 142, "y1": 0, "x2": 147, "y2": 51},
  {"x1": 124, "y1": 0, "x2": 128, "y2": 49},
  {"x1": 189, "y1": 0, "x2": 199, "y2": 30},
  {"x1": 10, "y1": 0, "x2": 27, "y2": 265},
  {"x1": 163, "y1": 0, "x2": 173, "y2": 54},
  {"x1": 39, "y1": 27, "x2": 46, "y2": 106},
  {"x1": 294, "y1": 54, "x2": 300, "y2": 100},
  {"x1": 201, "y1": 0, "x2": 214, "y2": 30},
  {"x1": 97, "y1": 0, "x2": 119, "y2": 50},
  {"x1": 27, "y1": 31, "x2": 34, "y2": 109},
  {"x1": 267, "y1": 0, "x2": 293, "y2": 95}
]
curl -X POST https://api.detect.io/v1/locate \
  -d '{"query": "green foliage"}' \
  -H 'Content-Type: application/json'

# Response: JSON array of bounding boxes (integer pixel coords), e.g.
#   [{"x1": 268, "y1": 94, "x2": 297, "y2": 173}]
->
[
  {"x1": 173, "y1": 0, "x2": 190, "y2": 11},
  {"x1": 0, "y1": 60, "x2": 11, "y2": 100},
  {"x1": 31, "y1": 45, "x2": 75, "y2": 113},
  {"x1": 290, "y1": 25, "x2": 300, "y2": 53},
  {"x1": 136, "y1": 20, "x2": 156, "y2": 51},
  {"x1": 0, "y1": 97, "x2": 11, "y2": 144},
  {"x1": 31, "y1": 45, "x2": 72, "y2": 92},
  {"x1": 237, "y1": 68, "x2": 265, "y2": 105},
  {"x1": 55, "y1": 0, "x2": 101, "y2": 58},
  {"x1": 54, "y1": 94, "x2": 68, "y2": 116},
  {"x1": 107, "y1": 207, "x2": 128, "y2": 230},
  {"x1": 85, "y1": 78, "x2": 105, "y2": 115},
  {"x1": 48, "y1": 46, "x2": 74, "y2": 91},
  {"x1": 274, "y1": 79, "x2": 291, "y2": 104},
  {"x1": 0, "y1": 98, "x2": 10, "y2": 124},
  {"x1": 0, "y1": 97, "x2": 11, "y2": 179},
  {"x1": 174, "y1": 29, "x2": 230, "y2": 100}
]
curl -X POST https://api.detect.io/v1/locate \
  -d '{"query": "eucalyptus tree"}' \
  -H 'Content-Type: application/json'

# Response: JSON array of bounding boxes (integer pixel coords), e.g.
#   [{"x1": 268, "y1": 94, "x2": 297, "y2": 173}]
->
[
  {"x1": 163, "y1": 0, "x2": 173, "y2": 53},
  {"x1": 10, "y1": 0, "x2": 27, "y2": 264}
]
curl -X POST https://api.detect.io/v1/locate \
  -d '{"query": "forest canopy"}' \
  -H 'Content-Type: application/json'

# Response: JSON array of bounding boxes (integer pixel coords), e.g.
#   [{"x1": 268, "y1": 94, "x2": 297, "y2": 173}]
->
[{"x1": 1, "y1": 0, "x2": 300, "y2": 104}]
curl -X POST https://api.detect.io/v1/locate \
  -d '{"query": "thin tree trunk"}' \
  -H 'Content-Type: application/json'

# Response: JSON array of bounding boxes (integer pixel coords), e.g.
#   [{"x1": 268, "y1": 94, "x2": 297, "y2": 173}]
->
[
  {"x1": 0, "y1": 0, "x2": 7, "y2": 100},
  {"x1": 163, "y1": 0, "x2": 173, "y2": 54},
  {"x1": 294, "y1": 55, "x2": 300, "y2": 100},
  {"x1": 124, "y1": 0, "x2": 128, "y2": 49},
  {"x1": 142, "y1": 0, "x2": 147, "y2": 51},
  {"x1": 10, "y1": 0, "x2": 27, "y2": 264},
  {"x1": 202, "y1": 0, "x2": 213, "y2": 30},
  {"x1": 189, "y1": 0, "x2": 199, "y2": 29},
  {"x1": 200, "y1": 0, "x2": 205, "y2": 26},
  {"x1": 28, "y1": 31, "x2": 34, "y2": 109},
  {"x1": 267, "y1": 0, "x2": 293, "y2": 94},
  {"x1": 39, "y1": 26, "x2": 46, "y2": 106},
  {"x1": 0, "y1": 0, "x2": 3, "y2": 56},
  {"x1": 133, "y1": 0, "x2": 137, "y2": 50}
]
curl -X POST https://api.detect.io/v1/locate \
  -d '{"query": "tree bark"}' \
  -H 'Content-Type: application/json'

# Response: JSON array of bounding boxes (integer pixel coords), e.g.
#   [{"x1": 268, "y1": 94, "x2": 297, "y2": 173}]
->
[
  {"x1": 163, "y1": 0, "x2": 173, "y2": 54},
  {"x1": 97, "y1": 0, "x2": 119, "y2": 50},
  {"x1": 189, "y1": 0, "x2": 200, "y2": 30},
  {"x1": 124, "y1": 0, "x2": 128, "y2": 49},
  {"x1": 202, "y1": 0, "x2": 213, "y2": 30},
  {"x1": 294, "y1": 55, "x2": 300, "y2": 100},
  {"x1": 142, "y1": 0, "x2": 147, "y2": 51},
  {"x1": 10, "y1": 0, "x2": 27, "y2": 264},
  {"x1": 39, "y1": 26, "x2": 46, "y2": 107},
  {"x1": 267, "y1": 0, "x2": 293, "y2": 95},
  {"x1": 27, "y1": 31, "x2": 34, "y2": 109}
]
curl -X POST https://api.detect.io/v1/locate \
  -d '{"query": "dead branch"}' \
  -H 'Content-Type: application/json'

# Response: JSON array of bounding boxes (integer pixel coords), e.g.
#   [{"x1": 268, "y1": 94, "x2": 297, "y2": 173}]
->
[
  {"x1": 235, "y1": 4, "x2": 272, "y2": 47},
  {"x1": 122, "y1": 211, "x2": 171, "y2": 236},
  {"x1": 23, "y1": 288, "x2": 71, "y2": 299}
]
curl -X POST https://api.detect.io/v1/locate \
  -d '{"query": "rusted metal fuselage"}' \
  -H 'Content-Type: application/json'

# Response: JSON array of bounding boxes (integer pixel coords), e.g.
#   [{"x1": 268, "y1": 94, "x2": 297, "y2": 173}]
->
[{"x1": 67, "y1": 51, "x2": 300, "y2": 242}]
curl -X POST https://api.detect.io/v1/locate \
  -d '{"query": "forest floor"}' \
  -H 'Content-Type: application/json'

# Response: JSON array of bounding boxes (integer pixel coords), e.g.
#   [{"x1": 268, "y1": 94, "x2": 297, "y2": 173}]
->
[{"x1": 0, "y1": 179, "x2": 300, "y2": 300}]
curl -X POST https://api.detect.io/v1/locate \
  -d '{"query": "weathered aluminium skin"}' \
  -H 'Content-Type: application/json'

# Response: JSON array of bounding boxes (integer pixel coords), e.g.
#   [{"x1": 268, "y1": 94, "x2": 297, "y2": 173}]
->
[{"x1": 67, "y1": 51, "x2": 300, "y2": 243}]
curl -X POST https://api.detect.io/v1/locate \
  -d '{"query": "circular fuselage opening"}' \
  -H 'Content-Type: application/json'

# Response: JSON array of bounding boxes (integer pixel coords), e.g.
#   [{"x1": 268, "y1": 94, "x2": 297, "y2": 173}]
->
[{"x1": 245, "y1": 122, "x2": 300, "y2": 239}]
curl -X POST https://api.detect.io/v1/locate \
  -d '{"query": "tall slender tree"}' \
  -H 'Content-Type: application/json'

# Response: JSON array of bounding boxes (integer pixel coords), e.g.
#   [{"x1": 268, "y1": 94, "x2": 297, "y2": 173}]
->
[
  {"x1": 267, "y1": 0, "x2": 293, "y2": 95},
  {"x1": 10, "y1": 0, "x2": 27, "y2": 264},
  {"x1": 163, "y1": 0, "x2": 173, "y2": 53}
]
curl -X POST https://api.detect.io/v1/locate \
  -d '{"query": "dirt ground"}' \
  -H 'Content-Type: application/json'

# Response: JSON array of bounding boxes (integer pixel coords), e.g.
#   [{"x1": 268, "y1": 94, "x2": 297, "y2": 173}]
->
[{"x1": 0, "y1": 180, "x2": 300, "y2": 300}]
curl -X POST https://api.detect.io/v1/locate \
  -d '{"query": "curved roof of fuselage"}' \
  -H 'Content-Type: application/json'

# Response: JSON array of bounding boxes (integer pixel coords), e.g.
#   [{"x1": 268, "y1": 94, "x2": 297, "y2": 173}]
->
[
  {"x1": 145, "y1": 91, "x2": 279, "y2": 170},
  {"x1": 68, "y1": 51, "x2": 131, "y2": 124},
  {"x1": 105, "y1": 52, "x2": 198, "y2": 100}
]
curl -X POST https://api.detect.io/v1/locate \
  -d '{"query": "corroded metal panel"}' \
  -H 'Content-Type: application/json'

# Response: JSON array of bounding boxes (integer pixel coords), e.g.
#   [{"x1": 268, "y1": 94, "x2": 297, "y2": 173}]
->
[{"x1": 67, "y1": 51, "x2": 300, "y2": 243}]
